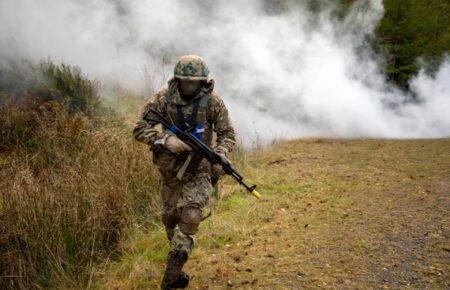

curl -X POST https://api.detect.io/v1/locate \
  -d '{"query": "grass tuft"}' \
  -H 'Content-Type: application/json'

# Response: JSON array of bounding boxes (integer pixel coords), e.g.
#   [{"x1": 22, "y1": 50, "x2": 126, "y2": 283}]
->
[{"x1": 0, "y1": 60, "x2": 160, "y2": 289}]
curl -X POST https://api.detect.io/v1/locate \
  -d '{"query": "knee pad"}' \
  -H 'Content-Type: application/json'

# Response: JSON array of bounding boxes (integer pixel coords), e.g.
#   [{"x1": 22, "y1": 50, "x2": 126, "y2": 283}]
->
[{"x1": 179, "y1": 207, "x2": 202, "y2": 235}]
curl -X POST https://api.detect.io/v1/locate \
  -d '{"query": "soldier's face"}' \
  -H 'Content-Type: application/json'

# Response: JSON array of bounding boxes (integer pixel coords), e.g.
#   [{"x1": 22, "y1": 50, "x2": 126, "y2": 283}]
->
[{"x1": 179, "y1": 79, "x2": 201, "y2": 97}]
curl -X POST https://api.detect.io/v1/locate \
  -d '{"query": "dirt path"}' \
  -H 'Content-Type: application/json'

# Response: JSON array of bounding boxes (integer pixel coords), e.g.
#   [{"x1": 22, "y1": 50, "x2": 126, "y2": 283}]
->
[
  {"x1": 186, "y1": 139, "x2": 450, "y2": 289},
  {"x1": 98, "y1": 139, "x2": 449, "y2": 289}
]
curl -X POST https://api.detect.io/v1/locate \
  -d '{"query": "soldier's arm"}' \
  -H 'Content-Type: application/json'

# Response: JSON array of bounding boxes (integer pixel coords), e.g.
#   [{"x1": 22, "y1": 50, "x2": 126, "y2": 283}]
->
[
  {"x1": 210, "y1": 95, "x2": 236, "y2": 156},
  {"x1": 133, "y1": 90, "x2": 167, "y2": 146}
]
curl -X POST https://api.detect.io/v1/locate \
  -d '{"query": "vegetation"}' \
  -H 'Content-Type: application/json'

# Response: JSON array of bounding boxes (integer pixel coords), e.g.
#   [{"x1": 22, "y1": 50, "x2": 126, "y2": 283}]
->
[
  {"x1": 0, "y1": 1, "x2": 448, "y2": 288},
  {"x1": 338, "y1": 0, "x2": 450, "y2": 90},
  {"x1": 375, "y1": 0, "x2": 450, "y2": 89},
  {"x1": 0, "y1": 61, "x2": 160, "y2": 289},
  {"x1": 0, "y1": 60, "x2": 100, "y2": 154},
  {"x1": 274, "y1": 0, "x2": 450, "y2": 90},
  {"x1": 96, "y1": 138, "x2": 450, "y2": 288}
]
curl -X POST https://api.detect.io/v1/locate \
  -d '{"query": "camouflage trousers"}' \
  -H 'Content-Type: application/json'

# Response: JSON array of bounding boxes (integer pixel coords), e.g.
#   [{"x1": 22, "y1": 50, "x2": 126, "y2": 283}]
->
[{"x1": 160, "y1": 171, "x2": 213, "y2": 254}]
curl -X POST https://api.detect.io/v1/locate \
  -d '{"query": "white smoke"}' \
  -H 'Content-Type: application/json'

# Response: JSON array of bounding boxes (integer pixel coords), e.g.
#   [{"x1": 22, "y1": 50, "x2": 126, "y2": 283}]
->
[{"x1": 1, "y1": 0, "x2": 449, "y2": 144}]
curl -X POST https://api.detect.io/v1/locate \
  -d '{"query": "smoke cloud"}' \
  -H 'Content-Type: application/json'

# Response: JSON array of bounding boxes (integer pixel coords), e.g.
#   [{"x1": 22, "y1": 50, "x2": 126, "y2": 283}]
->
[{"x1": 1, "y1": 0, "x2": 449, "y2": 144}]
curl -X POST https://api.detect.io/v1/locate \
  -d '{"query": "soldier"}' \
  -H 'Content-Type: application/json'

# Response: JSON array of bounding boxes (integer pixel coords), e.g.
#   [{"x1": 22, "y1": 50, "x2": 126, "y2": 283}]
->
[{"x1": 133, "y1": 55, "x2": 236, "y2": 289}]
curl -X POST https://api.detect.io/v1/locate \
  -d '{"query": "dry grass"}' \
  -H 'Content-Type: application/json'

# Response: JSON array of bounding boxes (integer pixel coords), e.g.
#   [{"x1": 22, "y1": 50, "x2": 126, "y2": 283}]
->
[
  {"x1": 0, "y1": 113, "x2": 160, "y2": 289},
  {"x1": 2, "y1": 60, "x2": 448, "y2": 289},
  {"x1": 188, "y1": 138, "x2": 450, "y2": 289},
  {"x1": 0, "y1": 62, "x2": 161, "y2": 289},
  {"x1": 95, "y1": 138, "x2": 450, "y2": 289}
]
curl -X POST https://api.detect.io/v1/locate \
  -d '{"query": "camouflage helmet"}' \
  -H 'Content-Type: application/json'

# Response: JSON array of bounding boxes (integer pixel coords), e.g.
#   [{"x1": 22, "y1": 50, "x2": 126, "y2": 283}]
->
[{"x1": 174, "y1": 55, "x2": 209, "y2": 80}]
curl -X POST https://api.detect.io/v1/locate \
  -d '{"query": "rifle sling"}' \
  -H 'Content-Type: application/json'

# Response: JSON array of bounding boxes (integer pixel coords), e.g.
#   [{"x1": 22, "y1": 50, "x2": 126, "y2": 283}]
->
[{"x1": 175, "y1": 96, "x2": 204, "y2": 175}]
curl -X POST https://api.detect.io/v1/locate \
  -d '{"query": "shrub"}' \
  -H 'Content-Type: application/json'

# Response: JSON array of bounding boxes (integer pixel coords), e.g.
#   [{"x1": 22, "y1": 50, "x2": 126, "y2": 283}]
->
[
  {"x1": 0, "y1": 59, "x2": 100, "y2": 154},
  {"x1": 0, "y1": 60, "x2": 160, "y2": 288}
]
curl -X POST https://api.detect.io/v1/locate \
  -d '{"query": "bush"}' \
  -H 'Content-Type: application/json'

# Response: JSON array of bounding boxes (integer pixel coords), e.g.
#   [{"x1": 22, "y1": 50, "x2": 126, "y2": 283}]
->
[
  {"x1": 0, "y1": 59, "x2": 100, "y2": 154},
  {"x1": 0, "y1": 60, "x2": 160, "y2": 288}
]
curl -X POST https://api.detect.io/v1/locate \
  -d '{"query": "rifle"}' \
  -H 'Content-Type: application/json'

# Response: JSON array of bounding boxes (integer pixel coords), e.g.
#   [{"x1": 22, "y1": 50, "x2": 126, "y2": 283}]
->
[{"x1": 144, "y1": 108, "x2": 261, "y2": 199}]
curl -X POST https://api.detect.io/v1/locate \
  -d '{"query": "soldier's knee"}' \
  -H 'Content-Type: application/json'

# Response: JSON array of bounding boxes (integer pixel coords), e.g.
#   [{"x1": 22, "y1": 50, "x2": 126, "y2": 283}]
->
[
  {"x1": 179, "y1": 207, "x2": 202, "y2": 235},
  {"x1": 162, "y1": 210, "x2": 179, "y2": 228}
]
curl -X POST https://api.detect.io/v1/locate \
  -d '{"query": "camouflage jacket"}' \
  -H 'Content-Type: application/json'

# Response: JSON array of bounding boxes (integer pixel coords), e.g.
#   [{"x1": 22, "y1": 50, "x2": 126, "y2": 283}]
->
[{"x1": 133, "y1": 78, "x2": 236, "y2": 176}]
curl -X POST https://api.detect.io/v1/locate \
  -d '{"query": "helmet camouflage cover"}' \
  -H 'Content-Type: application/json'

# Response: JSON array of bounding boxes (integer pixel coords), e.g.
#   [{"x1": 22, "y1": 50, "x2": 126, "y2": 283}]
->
[{"x1": 174, "y1": 55, "x2": 209, "y2": 80}]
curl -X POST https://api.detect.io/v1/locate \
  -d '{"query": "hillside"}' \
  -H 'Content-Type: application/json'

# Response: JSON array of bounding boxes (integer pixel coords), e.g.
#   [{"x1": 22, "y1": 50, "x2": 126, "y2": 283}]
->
[
  {"x1": 1, "y1": 0, "x2": 449, "y2": 287},
  {"x1": 1, "y1": 63, "x2": 448, "y2": 288},
  {"x1": 97, "y1": 138, "x2": 450, "y2": 289}
]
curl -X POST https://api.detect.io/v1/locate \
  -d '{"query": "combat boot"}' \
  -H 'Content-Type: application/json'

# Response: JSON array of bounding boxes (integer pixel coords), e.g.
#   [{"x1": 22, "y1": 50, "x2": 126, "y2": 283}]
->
[{"x1": 161, "y1": 250, "x2": 190, "y2": 289}]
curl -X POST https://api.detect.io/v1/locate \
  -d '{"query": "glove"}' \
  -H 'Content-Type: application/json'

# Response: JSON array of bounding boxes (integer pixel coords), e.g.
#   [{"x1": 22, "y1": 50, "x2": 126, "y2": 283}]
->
[{"x1": 155, "y1": 134, "x2": 192, "y2": 154}]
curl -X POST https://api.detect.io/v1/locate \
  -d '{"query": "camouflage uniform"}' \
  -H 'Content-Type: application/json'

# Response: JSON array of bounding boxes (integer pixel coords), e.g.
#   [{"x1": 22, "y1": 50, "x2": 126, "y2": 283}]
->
[{"x1": 133, "y1": 55, "x2": 235, "y2": 288}]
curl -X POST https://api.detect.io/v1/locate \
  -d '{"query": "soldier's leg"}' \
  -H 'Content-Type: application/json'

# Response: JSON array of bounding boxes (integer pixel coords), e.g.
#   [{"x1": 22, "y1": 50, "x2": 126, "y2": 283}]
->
[
  {"x1": 160, "y1": 178, "x2": 183, "y2": 242},
  {"x1": 171, "y1": 172, "x2": 213, "y2": 253},
  {"x1": 161, "y1": 172, "x2": 213, "y2": 289}
]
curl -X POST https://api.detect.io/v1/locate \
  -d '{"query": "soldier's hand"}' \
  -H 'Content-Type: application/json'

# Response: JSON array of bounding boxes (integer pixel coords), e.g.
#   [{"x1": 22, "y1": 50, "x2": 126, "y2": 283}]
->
[
  {"x1": 212, "y1": 163, "x2": 225, "y2": 176},
  {"x1": 165, "y1": 135, "x2": 192, "y2": 153},
  {"x1": 212, "y1": 150, "x2": 228, "y2": 176}
]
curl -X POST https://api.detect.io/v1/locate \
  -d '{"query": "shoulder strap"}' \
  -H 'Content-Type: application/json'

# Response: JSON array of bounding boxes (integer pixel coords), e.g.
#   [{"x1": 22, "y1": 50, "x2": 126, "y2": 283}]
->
[
  {"x1": 183, "y1": 93, "x2": 212, "y2": 175},
  {"x1": 175, "y1": 105, "x2": 187, "y2": 130},
  {"x1": 165, "y1": 89, "x2": 173, "y2": 103},
  {"x1": 175, "y1": 93, "x2": 210, "y2": 129},
  {"x1": 174, "y1": 97, "x2": 201, "y2": 130},
  {"x1": 188, "y1": 97, "x2": 202, "y2": 126},
  {"x1": 199, "y1": 93, "x2": 210, "y2": 108}
]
